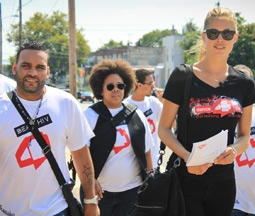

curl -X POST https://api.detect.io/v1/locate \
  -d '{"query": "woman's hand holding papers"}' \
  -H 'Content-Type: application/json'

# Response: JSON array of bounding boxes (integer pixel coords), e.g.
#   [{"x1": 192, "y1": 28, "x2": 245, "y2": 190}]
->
[
  {"x1": 187, "y1": 163, "x2": 213, "y2": 175},
  {"x1": 214, "y1": 145, "x2": 237, "y2": 165}
]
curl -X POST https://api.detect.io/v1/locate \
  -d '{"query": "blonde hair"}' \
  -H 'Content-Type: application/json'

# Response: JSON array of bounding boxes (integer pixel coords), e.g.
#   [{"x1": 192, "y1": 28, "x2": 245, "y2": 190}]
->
[{"x1": 198, "y1": 7, "x2": 237, "y2": 61}]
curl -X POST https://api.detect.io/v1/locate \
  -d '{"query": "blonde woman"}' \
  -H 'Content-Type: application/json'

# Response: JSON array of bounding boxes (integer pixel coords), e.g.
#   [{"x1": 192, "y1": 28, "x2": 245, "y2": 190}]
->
[{"x1": 159, "y1": 7, "x2": 255, "y2": 216}]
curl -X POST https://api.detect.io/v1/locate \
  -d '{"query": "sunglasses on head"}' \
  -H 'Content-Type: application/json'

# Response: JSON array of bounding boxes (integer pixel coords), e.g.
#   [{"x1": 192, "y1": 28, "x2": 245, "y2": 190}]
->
[
  {"x1": 105, "y1": 83, "x2": 126, "y2": 91},
  {"x1": 203, "y1": 29, "x2": 236, "y2": 41}
]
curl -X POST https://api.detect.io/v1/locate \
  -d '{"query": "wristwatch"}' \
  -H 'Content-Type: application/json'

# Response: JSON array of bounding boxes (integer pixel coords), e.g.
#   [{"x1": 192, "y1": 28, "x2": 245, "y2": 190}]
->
[{"x1": 84, "y1": 195, "x2": 98, "y2": 204}]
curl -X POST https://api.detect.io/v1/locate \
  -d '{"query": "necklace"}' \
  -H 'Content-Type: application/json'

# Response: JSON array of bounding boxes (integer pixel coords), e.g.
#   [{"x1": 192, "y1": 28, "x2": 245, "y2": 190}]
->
[
  {"x1": 13, "y1": 91, "x2": 43, "y2": 129},
  {"x1": 196, "y1": 69, "x2": 228, "y2": 86},
  {"x1": 212, "y1": 78, "x2": 220, "y2": 83}
]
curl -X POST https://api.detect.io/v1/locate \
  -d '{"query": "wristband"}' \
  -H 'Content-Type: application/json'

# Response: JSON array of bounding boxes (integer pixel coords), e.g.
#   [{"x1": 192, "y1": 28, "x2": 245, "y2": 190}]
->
[{"x1": 84, "y1": 195, "x2": 98, "y2": 204}]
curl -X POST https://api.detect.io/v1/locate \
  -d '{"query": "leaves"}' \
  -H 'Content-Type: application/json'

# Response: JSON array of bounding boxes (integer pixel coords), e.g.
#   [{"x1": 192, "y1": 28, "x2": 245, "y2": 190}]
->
[
  {"x1": 136, "y1": 29, "x2": 175, "y2": 47},
  {"x1": 228, "y1": 23, "x2": 255, "y2": 74},
  {"x1": 6, "y1": 11, "x2": 91, "y2": 84}
]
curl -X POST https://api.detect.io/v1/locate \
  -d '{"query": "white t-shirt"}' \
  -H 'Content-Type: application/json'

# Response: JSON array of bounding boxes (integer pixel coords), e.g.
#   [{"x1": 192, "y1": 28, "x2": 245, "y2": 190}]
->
[
  {"x1": 124, "y1": 96, "x2": 162, "y2": 167},
  {"x1": 84, "y1": 105, "x2": 153, "y2": 192},
  {"x1": 234, "y1": 104, "x2": 255, "y2": 214},
  {"x1": 0, "y1": 86, "x2": 94, "y2": 216},
  {"x1": 0, "y1": 74, "x2": 16, "y2": 94}
]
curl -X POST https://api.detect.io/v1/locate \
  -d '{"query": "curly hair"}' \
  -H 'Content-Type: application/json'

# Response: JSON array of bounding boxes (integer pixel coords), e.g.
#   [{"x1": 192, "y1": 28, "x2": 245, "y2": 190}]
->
[{"x1": 89, "y1": 59, "x2": 136, "y2": 100}]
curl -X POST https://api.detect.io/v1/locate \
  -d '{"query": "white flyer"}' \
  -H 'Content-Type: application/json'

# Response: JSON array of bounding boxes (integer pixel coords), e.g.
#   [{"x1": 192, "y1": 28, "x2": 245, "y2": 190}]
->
[{"x1": 186, "y1": 130, "x2": 228, "y2": 166}]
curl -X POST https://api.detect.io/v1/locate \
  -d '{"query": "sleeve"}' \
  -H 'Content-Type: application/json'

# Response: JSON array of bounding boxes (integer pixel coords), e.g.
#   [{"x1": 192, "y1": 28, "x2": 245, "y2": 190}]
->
[
  {"x1": 66, "y1": 100, "x2": 95, "y2": 151},
  {"x1": 163, "y1": 65, "x2": 188, "y2": 105},
  {"x1": 243, "y1": 77, "x2": 255, "y2": 107},
  {"x1": 83, "y1": 107, "x2": 99, "y2": 147}
]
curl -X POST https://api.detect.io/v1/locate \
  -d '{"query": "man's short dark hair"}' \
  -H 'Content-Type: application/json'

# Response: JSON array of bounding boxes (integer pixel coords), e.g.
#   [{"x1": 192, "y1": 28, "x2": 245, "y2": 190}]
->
[
  {"x1": 135, "y1": 69, "x2": 153, "y2": 84},
  {"x1": 16, "y1": 41, "x2": 48, "y2": 62}
]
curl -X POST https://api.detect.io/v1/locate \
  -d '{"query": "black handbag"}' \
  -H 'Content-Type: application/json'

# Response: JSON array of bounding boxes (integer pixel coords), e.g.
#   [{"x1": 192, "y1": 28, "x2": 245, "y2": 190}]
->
[
  {"x1": 132, "y1": 145, "x2": 185, "y2": 216},
  {"x1": 129, "y1": 64, "x2": 193, "y2": 216},
  {"x1": 8, "y1": 91, "x2": 83, "y2": 216}
]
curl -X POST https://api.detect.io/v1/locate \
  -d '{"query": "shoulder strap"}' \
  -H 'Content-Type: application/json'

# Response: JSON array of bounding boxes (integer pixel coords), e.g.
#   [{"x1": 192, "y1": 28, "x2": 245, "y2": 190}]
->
[
  {"x1": 165, "y1": 64, "x2": 193, "y2": 169},
  {"x1": 8, "y1": 91, "x2": 81, "y2": 215},
  {"x1": 89, "y1": 101, "x2": 137, "y2": 179},
  {"x1": 181, "y1": 64, "x2": 193, "y2": 148},
  {"x1": 90, "y1": 101, "x2": 137, "y2": 135}
]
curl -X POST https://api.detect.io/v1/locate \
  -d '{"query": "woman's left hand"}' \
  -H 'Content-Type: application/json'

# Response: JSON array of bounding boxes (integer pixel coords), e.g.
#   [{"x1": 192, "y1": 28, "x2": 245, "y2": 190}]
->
[{"x1": 214, "y1": 146, "x2": 236, "y2": 165}]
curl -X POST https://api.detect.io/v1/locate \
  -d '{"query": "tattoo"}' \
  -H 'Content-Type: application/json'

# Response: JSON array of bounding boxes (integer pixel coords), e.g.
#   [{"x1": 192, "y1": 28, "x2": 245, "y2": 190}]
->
[
  {"x1": 87, "y1": 178, "x2": 93, "y2": 186},
  {"x1": 82, "y1": 165, "x2": 93, "y2": 185}
]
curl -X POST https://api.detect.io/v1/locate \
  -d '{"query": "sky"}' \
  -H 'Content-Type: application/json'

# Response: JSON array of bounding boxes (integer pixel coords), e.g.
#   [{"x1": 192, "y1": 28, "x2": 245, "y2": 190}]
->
[{"x1": 0, "y1": 0, "x2": 254, "y2": 61}]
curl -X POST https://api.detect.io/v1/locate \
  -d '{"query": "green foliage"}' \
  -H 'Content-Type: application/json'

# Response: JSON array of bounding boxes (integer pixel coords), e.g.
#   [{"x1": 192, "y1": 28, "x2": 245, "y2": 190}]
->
[
  {"x1": 179, "y1": 20, "x2": 200, "y2": 63},
  {"x1": 6, "y1": 11, "x2": 91, "y2": 84},
  {"x1": 98, "y1": 40, "x2": 124, "y2": 50},
  {"x1": 235, "y1": 12, "x2": 247, "y2": 27},
  {"x1": 136, "y1": 29, "x2": 176, "y2": 47},
  {"x1": 228, "y1": 23, "x2": 255, "y2": 74},
  {"x1": 182, "y1": 19, "x2": 199, "y2": 34},
  {"x1": 179, "y1": 31, "x2": 200, "y2": 64}
]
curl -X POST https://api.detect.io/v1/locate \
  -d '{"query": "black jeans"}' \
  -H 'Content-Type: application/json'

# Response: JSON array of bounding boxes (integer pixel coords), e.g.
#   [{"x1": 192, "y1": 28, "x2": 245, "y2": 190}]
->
[
  {"x1": 232, "y1": 209, "x2": 255, "y2": 216},
  {"x1": 54, "y1": 208, "x2": 69, "y2": 216},
  {"x1": 179, "y1": 177, "x2": 236, "y2": 216}
]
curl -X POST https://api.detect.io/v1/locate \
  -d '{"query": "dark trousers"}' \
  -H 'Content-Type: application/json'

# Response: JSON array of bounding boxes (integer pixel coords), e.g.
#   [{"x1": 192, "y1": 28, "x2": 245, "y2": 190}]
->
[
  {"x1": 99, "y1": 186, "x2": 138, "y2": 216},
  {"x1": 179, "y1": 177, "x2": 236, "y2": 216},
  {"x1": 54, "y1": 208, "x2": 69, "y2": 216},
  {"x1": 80, "y1": 185, "x2": 138, "y2": 216},
  {"x1": 232, "y1": 209, "x2": 255, "y2": 216}
]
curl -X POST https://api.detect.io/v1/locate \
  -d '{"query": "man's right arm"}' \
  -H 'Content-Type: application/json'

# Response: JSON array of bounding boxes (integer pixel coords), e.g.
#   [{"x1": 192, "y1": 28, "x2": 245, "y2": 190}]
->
[{"x1": 71, "y1": 145, "x2": 100, "y2": 216}]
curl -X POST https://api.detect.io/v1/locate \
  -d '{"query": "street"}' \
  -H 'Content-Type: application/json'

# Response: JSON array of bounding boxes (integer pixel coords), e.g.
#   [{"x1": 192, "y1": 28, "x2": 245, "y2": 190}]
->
[{"x1": 68, "y1": 100, "x2": 172, "y2": 201}]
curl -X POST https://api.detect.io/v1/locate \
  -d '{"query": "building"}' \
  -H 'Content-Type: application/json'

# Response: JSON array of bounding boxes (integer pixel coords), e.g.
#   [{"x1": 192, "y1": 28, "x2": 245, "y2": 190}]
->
[
  {"x1": 160, "y1": 35, "x2": 184, "y2": 87},
  {"x1": 84, "y1": 35, "x2": 184, "y2": 88}
]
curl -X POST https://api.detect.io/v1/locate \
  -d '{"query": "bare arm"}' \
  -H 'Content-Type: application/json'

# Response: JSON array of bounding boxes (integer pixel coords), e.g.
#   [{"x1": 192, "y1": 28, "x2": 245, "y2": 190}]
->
[
  {"x1": 158, "y1": 100, "x2": 190, "y2": 161},
  {"x1": 214, "y1": 105, "x2": 252, "y2": 165},
  {"x1": 158, "y1": 100, "x2": 212, "y2": 175},
  {"x1": 71, "y1": 145, "x2": 100, "y2": 216}
]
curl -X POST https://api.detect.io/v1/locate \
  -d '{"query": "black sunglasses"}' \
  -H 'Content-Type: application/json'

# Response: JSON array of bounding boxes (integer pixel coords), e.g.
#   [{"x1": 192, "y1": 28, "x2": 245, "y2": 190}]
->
[
  {"x1": 105, "y1": 83, "x2": 126, "y2": 91},
  {"x1": 203, "y1": 29, "x2": 236, "y2": 41}
]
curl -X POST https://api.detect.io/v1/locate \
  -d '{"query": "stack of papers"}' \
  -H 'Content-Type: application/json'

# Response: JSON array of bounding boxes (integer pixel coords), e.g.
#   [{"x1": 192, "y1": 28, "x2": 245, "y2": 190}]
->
[{"x1": 186, "y1": 130, "x2": 228, "y2": 166}]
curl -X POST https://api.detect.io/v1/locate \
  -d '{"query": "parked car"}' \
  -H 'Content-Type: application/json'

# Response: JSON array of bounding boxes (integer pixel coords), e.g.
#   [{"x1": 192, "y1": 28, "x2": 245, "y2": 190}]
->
[{"x1": 80, "y1": 91, "x2": 94, "y2": 103}]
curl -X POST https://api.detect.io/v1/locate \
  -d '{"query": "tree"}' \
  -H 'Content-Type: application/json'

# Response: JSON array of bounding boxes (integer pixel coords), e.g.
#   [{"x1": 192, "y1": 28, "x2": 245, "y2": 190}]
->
[
  {"x1": 182, "y1": 19, "x2": 199, "y2": 34},
  {"x1": 228, "y1": 23, "x2": 255, "y2": 73},
  {"x1": 228, "y1": 12, "x2": 255, "y2": 73},
  {"x1": 179, "y1": 20, "x2": 200, "y2": 63},
  {"x1": 6, "y1": 11, "x2": 91, "y2": 84},
  {"x1": 136, "y1": 29, "x2": 177, "y2": 47},
  {"x1": 98, "y1": 39, "x2": 124, "y2": 50}
]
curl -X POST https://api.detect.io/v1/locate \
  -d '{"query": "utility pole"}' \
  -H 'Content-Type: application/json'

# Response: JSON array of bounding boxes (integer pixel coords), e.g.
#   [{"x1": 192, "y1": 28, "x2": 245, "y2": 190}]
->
[
  {"x1": 68, "y1": 0, "x2": 77, "y2": 98},
  {"x1": 19, "y1": 0, "x2": 22, "y2": 48}
]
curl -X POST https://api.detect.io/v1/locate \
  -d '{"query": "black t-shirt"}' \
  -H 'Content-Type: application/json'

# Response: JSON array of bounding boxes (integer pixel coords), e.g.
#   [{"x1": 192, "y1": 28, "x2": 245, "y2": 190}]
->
[{"x1": 163, "y1": 64, "x2": 255, "y2": 181}]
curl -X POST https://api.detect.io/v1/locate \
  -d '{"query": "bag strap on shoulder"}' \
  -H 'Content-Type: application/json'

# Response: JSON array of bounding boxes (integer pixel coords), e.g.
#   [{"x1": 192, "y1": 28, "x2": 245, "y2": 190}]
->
[
  {"x1": 8, "y1": 91, "x2": 81, "y2": 215},
  {"x1": 91, "y1": 101, "x2": 137, "y2": 134}
]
